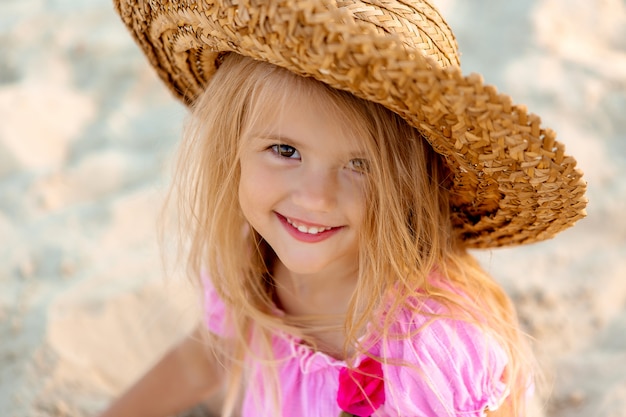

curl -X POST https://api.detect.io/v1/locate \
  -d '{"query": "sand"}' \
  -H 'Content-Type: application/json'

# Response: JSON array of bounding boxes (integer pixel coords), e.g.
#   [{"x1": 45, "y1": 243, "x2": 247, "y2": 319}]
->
[{"x1": 1, "y1": 0, "x2": 625, "y2": 416}]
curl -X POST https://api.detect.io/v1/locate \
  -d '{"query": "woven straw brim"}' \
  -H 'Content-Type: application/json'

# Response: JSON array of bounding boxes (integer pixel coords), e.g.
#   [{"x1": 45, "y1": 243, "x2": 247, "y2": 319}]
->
[{"x1": 113, "y1": 0, "x2": 587, "y2": 248}]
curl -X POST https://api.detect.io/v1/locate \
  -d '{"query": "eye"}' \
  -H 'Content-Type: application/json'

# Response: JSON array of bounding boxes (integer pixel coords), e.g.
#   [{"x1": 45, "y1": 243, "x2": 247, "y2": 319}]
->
[
  {"x1": 270, "y1": 144, "x2": 301, "y2": 159},
  {"x1": 347, "y1": 158, "x2": 369, "y2": 173}
]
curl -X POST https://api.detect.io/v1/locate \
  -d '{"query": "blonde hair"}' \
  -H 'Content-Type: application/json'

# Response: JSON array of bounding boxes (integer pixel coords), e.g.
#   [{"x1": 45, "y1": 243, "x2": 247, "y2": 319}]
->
[{"x1": 168, "y1": 53, "x2": 534, "y2": 416}]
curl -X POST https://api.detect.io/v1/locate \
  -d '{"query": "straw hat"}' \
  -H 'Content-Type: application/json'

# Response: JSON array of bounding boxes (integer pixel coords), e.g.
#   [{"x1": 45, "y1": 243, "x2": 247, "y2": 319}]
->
[{"x1": 113, "y1": 0, "x2": 587, "y2": 248}]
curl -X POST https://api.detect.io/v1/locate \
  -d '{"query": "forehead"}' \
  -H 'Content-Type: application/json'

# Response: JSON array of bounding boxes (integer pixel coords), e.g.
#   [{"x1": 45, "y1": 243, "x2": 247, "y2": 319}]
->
[{"x1": 244, "y1": 74, "x2": 371, "y2": 152}]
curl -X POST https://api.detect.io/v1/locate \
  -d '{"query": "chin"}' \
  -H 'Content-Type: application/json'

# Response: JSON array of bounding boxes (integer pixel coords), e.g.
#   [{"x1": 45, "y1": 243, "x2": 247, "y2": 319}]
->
[
  {"x1": 278, "y1": 256, "x2": 330, "y2": 275},
  {"x1": 282, "y1": 263, "x2": 327, "y2": 276}
]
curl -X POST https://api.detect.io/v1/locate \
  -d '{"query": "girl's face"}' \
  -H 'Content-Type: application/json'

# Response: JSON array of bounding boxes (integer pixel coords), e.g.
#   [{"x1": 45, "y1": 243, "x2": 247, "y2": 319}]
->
[{"x1": 238, "y1": 86, "x2": 369, "y2": 278}]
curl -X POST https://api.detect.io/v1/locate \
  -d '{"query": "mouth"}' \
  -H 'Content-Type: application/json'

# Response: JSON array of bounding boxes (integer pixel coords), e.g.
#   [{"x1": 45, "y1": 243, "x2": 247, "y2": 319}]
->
[
  {"x1": 284, "y1": 216, "x2": 334, "y2": 235},
  {"x1": 275, "y1": 212, "x2": 340, "y2": 241}
]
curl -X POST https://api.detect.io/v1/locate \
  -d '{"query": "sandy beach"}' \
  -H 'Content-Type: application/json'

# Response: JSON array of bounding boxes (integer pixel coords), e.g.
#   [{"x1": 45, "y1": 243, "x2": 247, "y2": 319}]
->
[{"x1": 1, "y1": 0, "x2": 625, "y2": 416}]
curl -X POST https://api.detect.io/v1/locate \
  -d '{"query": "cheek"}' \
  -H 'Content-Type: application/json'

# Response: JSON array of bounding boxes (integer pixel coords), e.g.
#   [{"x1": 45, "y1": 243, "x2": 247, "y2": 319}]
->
[
  {"x1": 238, "y1": 159, "x2": 277, "y2": 220},
  {"x1": 238, "y1": 166, "x2": 259, "y2": 220},
  {"x1": 340, "y1": 176, "x2": 368, "y2": 223}
]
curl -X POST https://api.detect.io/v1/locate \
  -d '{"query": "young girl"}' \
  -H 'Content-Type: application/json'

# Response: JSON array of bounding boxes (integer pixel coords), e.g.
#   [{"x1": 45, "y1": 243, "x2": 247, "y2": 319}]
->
[{"x1": 103, "y1": 0, "x2": 587, "y2": 416}]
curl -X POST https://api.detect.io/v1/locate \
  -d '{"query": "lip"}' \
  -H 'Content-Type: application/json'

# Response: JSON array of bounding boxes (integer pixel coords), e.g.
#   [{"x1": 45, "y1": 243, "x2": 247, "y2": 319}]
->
[{"x1": 276, "y1": 212, "x2": 341, "y2": 243}]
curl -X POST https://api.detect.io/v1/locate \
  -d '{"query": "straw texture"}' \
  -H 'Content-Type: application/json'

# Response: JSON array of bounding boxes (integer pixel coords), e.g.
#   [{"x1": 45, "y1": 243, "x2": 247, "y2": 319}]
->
[{"x1": 113, "y1": 0, "x2": 587, "y2": 248}]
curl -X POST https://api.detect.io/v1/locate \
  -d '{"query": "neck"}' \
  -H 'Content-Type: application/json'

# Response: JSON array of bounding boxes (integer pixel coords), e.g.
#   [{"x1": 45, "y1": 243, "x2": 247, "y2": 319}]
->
[
  {"x1": 273, "y1": 260, "x2": 361, "y2": 359},
  {"x1": 273, "y1": 260, "x2": 359, "y2": 317}
]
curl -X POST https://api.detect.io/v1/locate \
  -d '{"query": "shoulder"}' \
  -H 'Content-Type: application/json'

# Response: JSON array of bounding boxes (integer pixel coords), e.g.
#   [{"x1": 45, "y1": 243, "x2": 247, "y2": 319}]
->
[{"x1": 378, "y1": 296, "x2": 509, "y2": 416}]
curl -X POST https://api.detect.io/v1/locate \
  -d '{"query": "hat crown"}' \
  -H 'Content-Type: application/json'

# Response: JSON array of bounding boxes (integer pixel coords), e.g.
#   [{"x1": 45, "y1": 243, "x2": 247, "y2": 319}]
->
[{"x1": 335, "y1": 0, "x2": 460, "y2": 69}]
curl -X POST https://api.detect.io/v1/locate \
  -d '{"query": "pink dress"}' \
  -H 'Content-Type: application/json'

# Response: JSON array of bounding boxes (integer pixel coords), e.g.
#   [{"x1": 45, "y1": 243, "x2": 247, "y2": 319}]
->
[{"x1": 203, "y1": 278, "x2": 509, "y2": 417}]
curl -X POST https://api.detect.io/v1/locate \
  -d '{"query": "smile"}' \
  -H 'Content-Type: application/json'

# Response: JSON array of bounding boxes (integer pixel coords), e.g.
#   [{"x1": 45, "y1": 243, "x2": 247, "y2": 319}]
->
[{"x1": 285, "y1": 217, "x2": 333, "y2": 235}]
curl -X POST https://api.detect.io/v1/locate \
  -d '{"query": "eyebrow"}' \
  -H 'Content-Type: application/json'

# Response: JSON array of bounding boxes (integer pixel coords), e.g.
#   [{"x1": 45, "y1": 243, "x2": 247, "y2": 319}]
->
[{"x1": 249, "y1": 133, "x2": 309, "y2": 150}]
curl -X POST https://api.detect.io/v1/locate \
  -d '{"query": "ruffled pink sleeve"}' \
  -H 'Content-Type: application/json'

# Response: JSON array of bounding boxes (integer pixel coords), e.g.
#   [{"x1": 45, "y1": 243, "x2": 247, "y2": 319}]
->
[
  {"x1": 200, "y1": 272, "x2": 231, "y2": 337},
  {"x1": 379, "y1": 301, "x2": 509, "y2": 416}
]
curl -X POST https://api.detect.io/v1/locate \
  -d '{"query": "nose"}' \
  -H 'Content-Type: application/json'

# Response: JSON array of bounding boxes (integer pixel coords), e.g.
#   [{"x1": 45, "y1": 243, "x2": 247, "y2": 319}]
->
[{"x1": 291, "y1": 168, "x2": 337, "y2": 212}]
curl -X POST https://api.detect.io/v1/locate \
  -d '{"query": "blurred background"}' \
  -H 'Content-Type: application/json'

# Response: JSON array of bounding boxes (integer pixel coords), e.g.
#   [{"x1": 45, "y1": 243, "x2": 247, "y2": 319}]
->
[{"x1": 1, "y1": 0, "x2": 625, "y2": 416}]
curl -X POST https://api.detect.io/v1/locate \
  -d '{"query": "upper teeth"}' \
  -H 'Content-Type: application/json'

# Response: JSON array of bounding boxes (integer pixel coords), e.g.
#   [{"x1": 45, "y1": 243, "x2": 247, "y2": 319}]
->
[{"x1": 286, "y1": 217, "x2": 332, "y2": 235}]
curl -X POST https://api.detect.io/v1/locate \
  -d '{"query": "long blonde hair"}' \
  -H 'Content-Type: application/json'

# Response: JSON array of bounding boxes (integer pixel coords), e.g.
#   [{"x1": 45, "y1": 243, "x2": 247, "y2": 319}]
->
[{"x1": 168, "y1": 53, "x2": 534, "y2": 416}]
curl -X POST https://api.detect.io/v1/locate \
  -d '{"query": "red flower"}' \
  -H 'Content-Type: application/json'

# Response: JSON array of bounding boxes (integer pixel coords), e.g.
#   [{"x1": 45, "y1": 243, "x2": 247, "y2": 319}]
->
[{"x1": 337, "y1": 357, "x2": 385, "y2": 417}]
